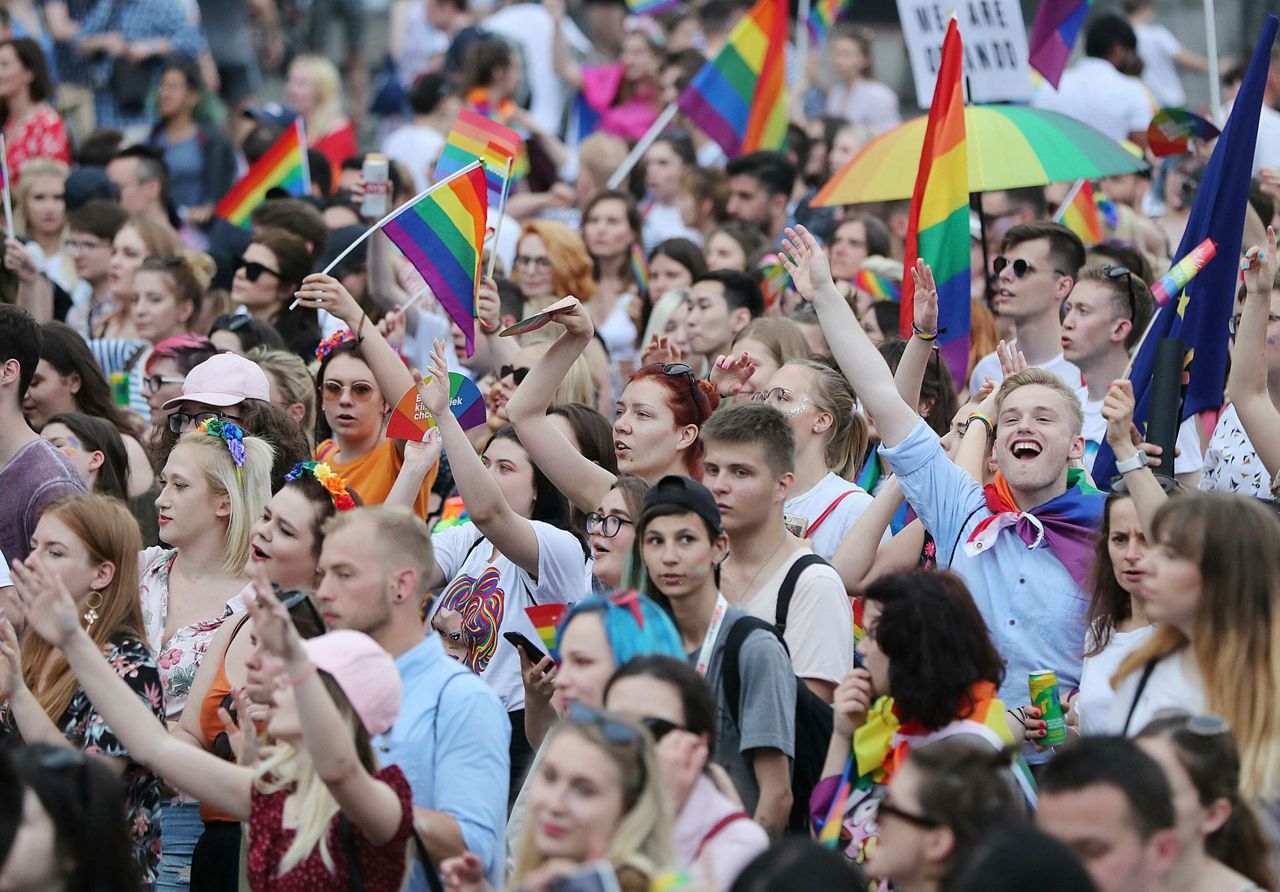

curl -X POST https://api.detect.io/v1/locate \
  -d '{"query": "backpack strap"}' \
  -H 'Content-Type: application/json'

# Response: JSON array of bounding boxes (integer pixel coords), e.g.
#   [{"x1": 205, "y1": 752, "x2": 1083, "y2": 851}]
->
[
  {"x1": 775, "y1": 554, "x2": 828, "y2": 636},
  {"x1": 693, "y1": 811, "x2": 752, "y2": 860},
  {"x1": 1121, "y1": 660, "x2": 1159, "y2": 736},
  {"x1": 804, "y1": 490, "x2": 858, "y2": 539},
  {"x1": 723, "y1": 615, "x2": 786, "y2": 731}
]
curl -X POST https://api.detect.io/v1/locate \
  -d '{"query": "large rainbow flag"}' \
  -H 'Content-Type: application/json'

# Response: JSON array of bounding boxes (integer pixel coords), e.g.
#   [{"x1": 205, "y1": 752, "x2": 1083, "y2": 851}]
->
[
  {"x1": 675, "y1": 0, "x2": 787, "y2": 158},
  {"x1": 1029, "y1": 0, "x2": 1094, "y2": 89},
  {"x1": 382, "y1": 163, "x2": 488, "y2": 356},
  {"x1": 1053, "y1": 179, "x2": 1104, "y2": 245},
  {"x1": 901, "y1": 17, "x2": 970, "y2": 386},
  {"x1": 214, "y1": 120, "x2": 310, "y2": 228},
  {"x1": 432, "y1": 107, "x2": 523, "y2": 210}
]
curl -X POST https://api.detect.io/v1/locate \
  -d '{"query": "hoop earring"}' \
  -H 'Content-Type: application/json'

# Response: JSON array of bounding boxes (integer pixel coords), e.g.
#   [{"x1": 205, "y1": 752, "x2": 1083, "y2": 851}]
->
[{"x1": 83, "y1": 589, "x2": 104, "y2": 629}]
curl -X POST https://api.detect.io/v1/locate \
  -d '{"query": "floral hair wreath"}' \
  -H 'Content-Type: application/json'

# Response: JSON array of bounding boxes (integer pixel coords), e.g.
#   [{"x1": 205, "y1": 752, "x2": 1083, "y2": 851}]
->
[
  {"x1": 315, "y1": 329, "x2": 356, "y2": 362},
  {"x1": 198, "y1": 418, "x2": 247, "y2": 468},
  {"x1": 285, "y1": 461, "x2": 357, "y2": 511}
]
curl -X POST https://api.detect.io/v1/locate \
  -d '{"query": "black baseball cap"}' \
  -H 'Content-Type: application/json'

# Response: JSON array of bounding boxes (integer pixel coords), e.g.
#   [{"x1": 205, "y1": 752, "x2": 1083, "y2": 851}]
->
[{"x1": 643, "y1": 475, "x2": 723, "y2": 536}]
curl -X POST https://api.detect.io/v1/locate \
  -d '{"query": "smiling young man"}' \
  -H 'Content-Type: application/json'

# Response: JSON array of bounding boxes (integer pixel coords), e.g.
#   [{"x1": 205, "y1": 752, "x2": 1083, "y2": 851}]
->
[
  {"x1": 685, "y1": 269, "x2": 765, "y2": 365},
  {"x1": 969, "y1": 222, "x2": 1087, "y2": 399},
  {"x1": 701, "y1": 402, "x2": 854, "y2": 703},
  {"x1": 786, "y1": 225, "x2": 1103, "y2": 735}
]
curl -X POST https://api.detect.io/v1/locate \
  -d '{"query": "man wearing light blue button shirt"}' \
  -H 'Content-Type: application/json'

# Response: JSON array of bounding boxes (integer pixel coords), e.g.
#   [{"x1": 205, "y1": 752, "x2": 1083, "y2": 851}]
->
[{"x1": 318, "y1": 505, "x2": 510, "y2": 889}]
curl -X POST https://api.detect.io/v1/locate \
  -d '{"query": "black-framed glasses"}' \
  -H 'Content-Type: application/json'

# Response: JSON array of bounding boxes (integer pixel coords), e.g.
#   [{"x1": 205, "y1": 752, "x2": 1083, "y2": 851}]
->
[
  {"x1": 993, "y1": 256, "x2": 1065, "y2": 279},
  {"x1": 640, "y1": 716, "x2": 682, "y2": 742},
  {"x1": 239, "y1": 260, "x2": 281, "y2": 283},
  {"x1": 661, "y1": 362, "x2": 700, "y2": 406},
  {"x1": 877, "y1": 797, "x2": 942, "y2": 829},
  {"x1": 167, "y1": 410, "x2": 242, "y2": 434},
  {"x1": 1228, "y1": 312, "x2": 1280, "y2": 335},
  {"x1": 586, "y1": 512, "x2": 633, "y2": 538},
  {"x1": 1109, "y1": 473, "x2": 1181, "y2": 495},
  {"x1": 567, "y1": 702, "x2": 645, "y2": 745},
  {"x1": 143, "y1": 374, "x2": 184, "y2": 393},
  {"x1": 499, "y1": 365, "x2": 530, "y2": 385}
]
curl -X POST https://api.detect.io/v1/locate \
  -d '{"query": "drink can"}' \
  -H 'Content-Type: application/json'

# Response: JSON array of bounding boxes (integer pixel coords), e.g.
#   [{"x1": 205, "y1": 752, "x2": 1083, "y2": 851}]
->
[
  {"x1": 1028, "y1": 669, "x2": 1067, "y2": 746},
  {"x1": 362, "y1": 153, "x2": 390, "y2": 219},
  {"x1": 109, "y1": 371, "x2": 129, "y2": 407}
]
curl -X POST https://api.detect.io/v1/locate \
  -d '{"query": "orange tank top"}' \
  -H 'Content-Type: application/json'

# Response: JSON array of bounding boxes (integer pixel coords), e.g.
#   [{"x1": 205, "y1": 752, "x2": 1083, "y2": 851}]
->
[{"x1": 198, "y1": 612, "x2": 252, "y2": 823}]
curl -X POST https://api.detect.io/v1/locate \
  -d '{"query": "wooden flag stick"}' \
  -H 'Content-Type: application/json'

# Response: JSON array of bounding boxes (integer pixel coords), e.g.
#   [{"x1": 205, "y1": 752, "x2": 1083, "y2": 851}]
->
[
  {"x1": 486, "y1": 156, "x2": 516, "y2": 279},
  {"x1": 1, "y1": 135, "x2": 13, "y2": 240}
]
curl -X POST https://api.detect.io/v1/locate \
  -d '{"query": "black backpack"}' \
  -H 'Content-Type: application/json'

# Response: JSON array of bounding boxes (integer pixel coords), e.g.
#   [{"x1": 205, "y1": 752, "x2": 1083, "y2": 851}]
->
[{"x1": 722, "y1": 554, "x2": 836, "y2": 833}]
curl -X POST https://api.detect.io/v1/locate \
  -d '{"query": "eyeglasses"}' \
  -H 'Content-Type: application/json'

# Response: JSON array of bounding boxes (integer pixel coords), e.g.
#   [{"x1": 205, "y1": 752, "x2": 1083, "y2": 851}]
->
[
  {"x1": 499, "y1": 365, "x2": 530, "y2": 385},
  {"x1": 167, "y1": 410, "x2": 241, "y2": 434},
  {"x1": 321, "y1": 380, "x2": 379, "y2": 402},
  {"x1": 640, "y1": 716, "x2": 682, "y2": 742},
  {"x1": 877, "y1": 797, "x2": 941, "y2": 829},
  {"x1": 993, "y1": 256, "x2": 1066, "y2": 279},
  {"x1": 567, "y1": 702, "x2": 645, "y2": 745},
  {"x1": 1102, "y1": 264, "x2": 1137, "y2": 322},
  {"x1": 239, "y1": 260, "x2": 281, "y2": 283},
  {"x1": 143, "y1": 374, "x2": 184, "y2": 394},
  {"x1": 514, "y1": 255, "x2": 552, "y2": 271},
  {"x1": 660, "y1": 362, "x2": 700, "y2": 407},
  {"x1": 66, "y1": 238, "x2": 109, "y2": 253},
  {"x1": 1109, "y1": 474, "x2": 1181, "y2": 494},
  {"x1": 1228, "y1": 312, "x2": 1280, "y2": 335},
  {"x1": 586, "y1": 512, "x2": 633, "y2": 538},
  {"x1": 212, "y1": 313, "x2": 253, "y2": 333}
]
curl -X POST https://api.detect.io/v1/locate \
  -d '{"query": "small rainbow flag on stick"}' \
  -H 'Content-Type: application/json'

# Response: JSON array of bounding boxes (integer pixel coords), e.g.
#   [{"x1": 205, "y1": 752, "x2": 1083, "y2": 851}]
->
[
  {"x1": 630, "y1": 243, "x2": 649, "y2": 294},
  {"x1": 382, "y1": 162, "x2": 489, "y2": 356},
  {"x1": 1053, "y1": 179, "x2": 1104, "y2": 245},
  {"x1": 525, "y1": 604, "x2": 568, "y2": 658},
  {"x1": 215, "y1": 120, "x2": 310, "y2": 228},
  {"x1": 676, "y1": 0, "x2": 787, "y2": 158},
  {"x1": 433, "y1": 107, "x2": 523, "y2": 210}
]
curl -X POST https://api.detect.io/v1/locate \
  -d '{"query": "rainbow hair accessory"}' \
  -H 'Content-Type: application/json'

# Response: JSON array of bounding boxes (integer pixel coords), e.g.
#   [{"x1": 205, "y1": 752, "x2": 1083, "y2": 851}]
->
[
  {"x1": 284, "y1": 461, "x2": 357, "y2": 511},
  {"x1": 315, "y1": 329, "x2": 356, "y2": 362},
  {"x1": 198, "y1": 418, "x2": 247, "y2": 468}
]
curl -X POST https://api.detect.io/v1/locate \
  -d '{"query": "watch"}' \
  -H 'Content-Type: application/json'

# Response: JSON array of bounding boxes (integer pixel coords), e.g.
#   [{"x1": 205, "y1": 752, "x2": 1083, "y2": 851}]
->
[{"x1": 1115, "y1": 451, "x2": 1149, "y2": 474}]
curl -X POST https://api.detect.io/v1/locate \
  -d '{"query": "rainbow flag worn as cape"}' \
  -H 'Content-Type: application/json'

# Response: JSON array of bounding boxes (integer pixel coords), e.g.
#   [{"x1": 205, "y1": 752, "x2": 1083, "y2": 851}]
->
[
  {"x1": 1029, "y1": 0, "x2": 1094, "y2": 89},
  {"x1": 675, "y1": 0, "x2": 787, "y2": 158},
  {"x1": 901, "y1": 17, "x2": 970, "y2": 388},
  {"x1": 382, "y1": 164, "x2": 488, "y2": 357},
  {"x1": 214, "y1": 120, "x2": 310, "y2": 228},
  {"x1": 1053, "y1": 179, "x2": 1104, "y2": 245},
  {"x1": 433, "y1": 107, "x2": 523, "y2": 210}
]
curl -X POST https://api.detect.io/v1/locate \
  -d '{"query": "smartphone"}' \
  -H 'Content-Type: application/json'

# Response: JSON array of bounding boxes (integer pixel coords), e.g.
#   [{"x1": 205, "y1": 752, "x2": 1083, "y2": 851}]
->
[
  {"x1": 783, "y1": 512, "x2": 808, "y2": 539},
  {"x1": 503, "y1": 631, "x2": 547, "y2": 664}
]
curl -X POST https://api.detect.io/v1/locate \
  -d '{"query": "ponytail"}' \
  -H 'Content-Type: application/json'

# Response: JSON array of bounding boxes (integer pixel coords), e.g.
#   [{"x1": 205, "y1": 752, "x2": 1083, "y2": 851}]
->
[{"x1": 790, "y1": 359, "x2": 867, "y2": 481}]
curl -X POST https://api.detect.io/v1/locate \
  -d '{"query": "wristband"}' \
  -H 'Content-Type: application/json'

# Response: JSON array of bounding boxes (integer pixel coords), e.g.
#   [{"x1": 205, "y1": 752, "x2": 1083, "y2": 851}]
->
[
  {"x1": 965, "y1": 412, "x2": 995, "y2": 441},
  {"x1": 911, "y1": 324, "x2": 938, "y2": 341}
]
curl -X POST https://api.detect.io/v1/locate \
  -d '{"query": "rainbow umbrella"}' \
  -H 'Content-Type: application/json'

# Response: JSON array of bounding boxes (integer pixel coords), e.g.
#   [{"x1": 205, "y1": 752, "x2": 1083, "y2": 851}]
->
[{"x1": 813, "y1": 105, "x2": 1148, "y2": 207}]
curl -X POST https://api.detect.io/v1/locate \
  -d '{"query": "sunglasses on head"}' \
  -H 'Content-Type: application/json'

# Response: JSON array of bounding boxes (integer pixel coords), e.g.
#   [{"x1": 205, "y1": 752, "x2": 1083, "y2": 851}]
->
[
  {"x1": 993, "y1": 256, "x2": 1066, "y2": 279},
  {"x1": 660, "y1": 362, "x2": 700, "y2": 406},
  {"x1": 239, "y1": 260, "x2": 281, "y2": 283},
  {"x1": 499, "y1": 365, "x2": 530, "y2": 385},
  {"x1": 567, "y1": 702, "x2": 646, "y2": 746}
]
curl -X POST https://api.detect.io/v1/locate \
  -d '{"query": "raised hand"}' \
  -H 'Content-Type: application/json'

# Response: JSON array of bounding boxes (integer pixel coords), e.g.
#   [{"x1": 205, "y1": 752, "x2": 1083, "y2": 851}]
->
[
  {"x1": 1242, "y1": 225, "x2": 1277, "y2": 301},
  {"x1": 412, "y1": 341, "x2": 453, "y2": 418},
  {"x1": 995, "y1": 339, "x2": 1027, "y2": 379},
  {"x1": 293, "y1": 274, "x2": 363, "y2": 326},
  {"x1": 655, "y1": 730, "x2": 709, "y2": 812},
  {"x1": 217, "y1": 686, "x2": 261, "y2": 766},
  {"x1": 440, "y1": 852, "x2": 490, "y2": 892},
  {"x1": 402, "y1": 429, "x2": 442, "y2": 468},
  {"x1": 911, "y1": 259, "x2": 938, "y2": 335},
  {"x1": 0, "y1": 616, "x2": 27, "y2": 700},
  {"x1": 546, "y1": 296, "x2": 594, "y2": 340},
  {"x1": 243, "y1": 564, "x2": 306, "y2": 665},
  {"x1": 10, "y1": 556, "x2": 82, "y2": 649},
  {"x1": 477, "y1": 277, "x2": 501, "y2": 332},
  {"x1": 640, "y1": 333, "x2": 682, "y2": 367},
  {"x1": 710, "y1": 351, "x2": 759, "y2": 397},
  {"x1": 832, "y1": 668, "x2": 874, "y2": 737},
  {"x1": 1102, "y1": 379, "x2": 1137, "y2": 451},
  {"x1": 779, "y1": 225, "x2": 834, "y2": 302},
  {"x1": 377, "y1": 307, "x2": 407, "y2": 349}
]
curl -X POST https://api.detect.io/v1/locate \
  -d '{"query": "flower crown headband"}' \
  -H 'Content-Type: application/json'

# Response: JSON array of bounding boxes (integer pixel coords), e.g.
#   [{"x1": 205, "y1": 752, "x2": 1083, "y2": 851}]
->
[
  {"x1": 315, "y1": 329, "x2": 357, "y2": 362},
  {"x1": 198, "y1": 418, "x2": 246, "y2": 481},
  {"x1": 285, "y1": 461, "x2": 357, "y2": 511}
]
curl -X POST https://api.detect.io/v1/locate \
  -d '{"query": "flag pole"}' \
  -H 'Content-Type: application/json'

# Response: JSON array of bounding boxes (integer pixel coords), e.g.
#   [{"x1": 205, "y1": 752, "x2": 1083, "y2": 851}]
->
[
  {"x1": 486, "y1": 156, "x2": 516, "y2": 278},
  {"x1": 1205, "y1": 0, "x2": 1223, "y2": 123},
  {"x1": 1, "y1": 135, "x2": 13, "y2": 240},
  {"x1": 606, "y1": 102, "x2": 679, "y2": 191},
  {"x1": 796, "y1": 0, "x2": 812, "y2": 92},
  {"x1": 295, "y1": 118, "x2": 312, "y2": 196},
  {"x1": 289, "y1": 160, "x2": 484, "y2": 309},
  {"x1": 1052, "y1": 179, "x2": 1086, "y2": 224}
]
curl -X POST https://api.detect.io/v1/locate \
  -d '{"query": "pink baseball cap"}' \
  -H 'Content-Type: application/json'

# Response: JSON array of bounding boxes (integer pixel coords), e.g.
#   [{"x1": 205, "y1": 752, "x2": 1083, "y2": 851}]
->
[
  {"x1": 302, "y1": 630, "x2": 402, "y2": 736},
  {"x1": 162, "y1": 352, "x2": 272, "y2": 410}
]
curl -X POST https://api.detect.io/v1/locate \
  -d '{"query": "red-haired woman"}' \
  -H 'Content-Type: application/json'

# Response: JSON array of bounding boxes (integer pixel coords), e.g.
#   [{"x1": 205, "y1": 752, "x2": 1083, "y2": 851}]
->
[{"x1": 507, "y1": 297, "x2": 718, "y2": 516}]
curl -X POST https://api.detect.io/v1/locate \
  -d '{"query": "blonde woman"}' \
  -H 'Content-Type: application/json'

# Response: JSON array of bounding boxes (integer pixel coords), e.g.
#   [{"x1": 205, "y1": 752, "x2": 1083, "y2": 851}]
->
[
  {"x1": 0, "y1": 493, "x2": 165, "y2": 882},
  {"x1": 10, "y1": 555, "x2": 416, "y2": 891},
  {"x1": 14, "y1": 158, "x2": 78, "y2": 295},
  {"x1": 710, "y1": 317, "x2": 810, "y2": 400},
  {"x1": 442, "y1": 705, "x2": 673, "y2": 892},
  {"x1": 286, "y1": 55, "x2": 357, "y2": 188}
]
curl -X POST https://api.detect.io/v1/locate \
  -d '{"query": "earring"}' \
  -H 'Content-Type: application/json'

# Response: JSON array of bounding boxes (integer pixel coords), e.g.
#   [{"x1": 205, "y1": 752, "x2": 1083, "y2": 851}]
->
[{"x1": 83, "y1": 589, "x2": 104, "y2": 629}]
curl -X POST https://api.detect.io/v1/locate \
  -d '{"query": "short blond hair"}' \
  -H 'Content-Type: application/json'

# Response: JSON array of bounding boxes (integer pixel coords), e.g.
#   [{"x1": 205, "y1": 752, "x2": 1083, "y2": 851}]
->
[
  {"x1": 995, "y1": 368, "x2": 1084, "y2": 436},
  {"x1": 323, "y1": 505, "x2": 435, "y2": 600}
]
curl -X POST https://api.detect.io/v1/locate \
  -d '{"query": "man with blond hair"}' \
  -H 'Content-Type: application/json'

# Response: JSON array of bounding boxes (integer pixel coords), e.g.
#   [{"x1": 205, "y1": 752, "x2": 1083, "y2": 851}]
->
[{"x1": 319, "y1": 505, "x2": 509, "y2": 888}]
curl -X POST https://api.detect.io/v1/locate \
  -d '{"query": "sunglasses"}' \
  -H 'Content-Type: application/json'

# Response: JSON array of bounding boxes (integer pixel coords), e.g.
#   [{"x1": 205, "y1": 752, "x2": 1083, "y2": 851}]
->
[
  {"x1": 1103, "y1": 264, "x2": 1137, "y2": 322},
  {"x1": 212, "y1": 313, "x2": 253, "y2": 333},
  {"x1": 567, "y1": 702, "x2": 646, "y2": 746},
  {"x1": 1228, "y1": 312, "x2": 1280, "y2": 335},
  {"x1": 993, "y1": 256, "x2": 1066, "y2": 279},
  {"x1": 640, "y1": 716, "x2": 682, "y2": 742},
  {"x1": 499, "y1": 365, "x2": 530, "y2": 385},
  {"x1": 239, "y1": 260, "x2": 281, "y2": 283},
  {"x1": 143, "y1": 374, "x2": 184, "y2": 394},
  {"x1": 167, "y1": 410, "x2": 241, "y2": 434},
  {"x1": 321, "y1": 380, "x2": 379, "y2": 402},
  {"x1": 661, "y1": 362, "x2": 700, "y2": 406},
  {"x1": 586, "y1": 512, "x2": 633, "y2": 538},
  {"x1": 877, "y1": 797, "x2": 941, "y2": 829}
]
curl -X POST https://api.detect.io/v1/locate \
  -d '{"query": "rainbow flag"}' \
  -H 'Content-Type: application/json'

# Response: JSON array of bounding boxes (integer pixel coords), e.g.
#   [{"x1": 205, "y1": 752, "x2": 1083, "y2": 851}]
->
[
  {"x1": 630, "y1": 243, "x2": 649, "y2": 294},
  {"x1": 854, "y1": 268, "x2": 901, "y2": 302},
  {"x1": 626, "y1": 0, "x2": 679, "y2": 15},
  {"x1": 382, "y1": 163, "x2": 488, "y2": 356},
  {"x1": 1053, "y1": 179, "x2": 1104, "y2": 245},
  {"x1": 214, "y1": 120, "x2": 310, "y2": 228},
  {"x1": 758, "y1": 253, "x2": 790, "y2": 310},
  {"x1": 432, "y1": 107, "x2": 522, "y2": 210},
  {"x1": 901, "y1": 17, "x2": 970, "y2": 387},
  {"x1": 525, "y1": 604, "x2": 568, "y2": 659},
  {"x1": 675, "y1": 0, "x2": 787, "y2": 158},
  {"x1": 432, "y1": 495, "x2": 471, "y2": 533},
  {"x1": 1029, "y1": 0, "x2": 1094, "y2": 89},
  {"x1": 807, "y1": 0, "x2": 849, "y2": 43}
]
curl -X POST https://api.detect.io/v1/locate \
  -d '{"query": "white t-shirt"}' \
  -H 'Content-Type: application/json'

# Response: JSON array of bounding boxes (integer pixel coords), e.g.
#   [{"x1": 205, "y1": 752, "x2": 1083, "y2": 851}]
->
[
  {"x1": 967, "y1": 347, "x2": 1087, "y2": 402},
  {"x1": 641, "y1": 202, "x2": 703, "y2": 254},
  {"x1": 1253, "y1": 104, "x2": 1280, "y2": 176},
  {"x1": 737, "y1": 549, "x2": 854, "y2": 686},
  {"x1": 1136, "y1": 23, "x2": 1185, "y2": 108},
  {"x1": 382, "y1": 123, "x2": 447, "y2": 192},
  {"x1": 1076, "y1": 624, "x2": 1155, "y2": 736},
  {"x1": 1081, "y1": 399, "x2": 1204, "y2": 477},
  {"x1": 482, "y1": 3, "x2": 590, "y2": 136},
  {"x1": 1107, "y1": 648, "x2": 1204, "y2": 736},
  {"x1": 824, "y1": 79, "x2": 902, "y2": 135},
  {"x1": 1033, "y1": 58, "x2": 1154, "y2": 143},
  {"x1": 430, "y1": 521, "x2": 592, "y2": 711},
  {"x1": 784, "y1": 472, "x2": 883, "y2": 562}
]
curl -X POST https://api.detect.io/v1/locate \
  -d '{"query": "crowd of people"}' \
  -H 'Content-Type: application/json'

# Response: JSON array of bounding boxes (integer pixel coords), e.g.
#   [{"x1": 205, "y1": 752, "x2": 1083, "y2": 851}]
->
[{"x1": 0, "y1": 0, "x2": 1278, "y2": 889}]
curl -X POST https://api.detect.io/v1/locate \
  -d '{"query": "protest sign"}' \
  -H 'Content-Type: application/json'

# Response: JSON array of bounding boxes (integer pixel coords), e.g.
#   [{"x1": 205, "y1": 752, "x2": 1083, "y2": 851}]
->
[{"x1": 895, "y1": 0, "x2": 1032, "y2": 106}]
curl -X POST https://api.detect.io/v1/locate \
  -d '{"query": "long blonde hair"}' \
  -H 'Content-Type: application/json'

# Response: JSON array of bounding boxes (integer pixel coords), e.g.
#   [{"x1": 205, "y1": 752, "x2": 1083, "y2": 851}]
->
[
  {"x1": 174, "y1": 430, "x2": 274, "y2": 574},
  {"x1": 290, "y1": 55, "x2": 344, "y2": 139},
  {"x1": 511, "y1": 719, "x2": 672, "y2": 891},
  {"x1": 1113, "y1": 493, "x2": 1280, "y2": 796},
  {"x1": 15, "y1": 157, "x2": 69, "y2": 237},
  {"x1": 787, "y1": 358, "x2": 868, "y2": 480},
  {"x1": 20, "y1": 494, "x2": 145, "y2": 724}
]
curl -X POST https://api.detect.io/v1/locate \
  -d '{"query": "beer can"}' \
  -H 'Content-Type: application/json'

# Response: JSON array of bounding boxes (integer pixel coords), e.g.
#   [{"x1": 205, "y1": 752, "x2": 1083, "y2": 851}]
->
[
  {"x1": 362, "y1": 153, "x2": 390, "y2": 219},
  {"x1": 1028, "y1": 669, "x2": 1068, "y2": 746},
  {"x1": 109, "y1": 371, "x2": 129, "y2": 407}
]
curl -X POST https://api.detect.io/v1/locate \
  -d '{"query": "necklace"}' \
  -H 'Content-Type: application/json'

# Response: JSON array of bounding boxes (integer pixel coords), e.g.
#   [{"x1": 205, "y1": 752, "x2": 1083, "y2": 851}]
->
[{"x1": 735, "y1": 536, "x2": 788, "y2": 603}]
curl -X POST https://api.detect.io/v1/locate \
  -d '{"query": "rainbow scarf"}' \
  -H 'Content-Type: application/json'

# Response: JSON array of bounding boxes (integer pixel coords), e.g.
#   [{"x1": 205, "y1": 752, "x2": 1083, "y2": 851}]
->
[{"x1": 964, "y1": 469, "x2": 1103, "y2": 589}]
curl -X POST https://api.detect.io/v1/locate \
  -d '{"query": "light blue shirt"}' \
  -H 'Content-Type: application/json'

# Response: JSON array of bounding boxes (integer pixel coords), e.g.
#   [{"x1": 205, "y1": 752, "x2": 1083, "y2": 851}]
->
[
  {"x1": 374, "y1": 634, "x2": 511, "y2": 889},
  {"x1": 880, "y1": 420, "x2": 1090, "y2": 755}
]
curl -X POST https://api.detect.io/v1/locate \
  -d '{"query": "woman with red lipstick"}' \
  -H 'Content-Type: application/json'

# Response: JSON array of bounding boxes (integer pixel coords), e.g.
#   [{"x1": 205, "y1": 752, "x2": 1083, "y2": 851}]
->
[{"x1": 507, "y1": 297, "x2": 719, "y2": 516}]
